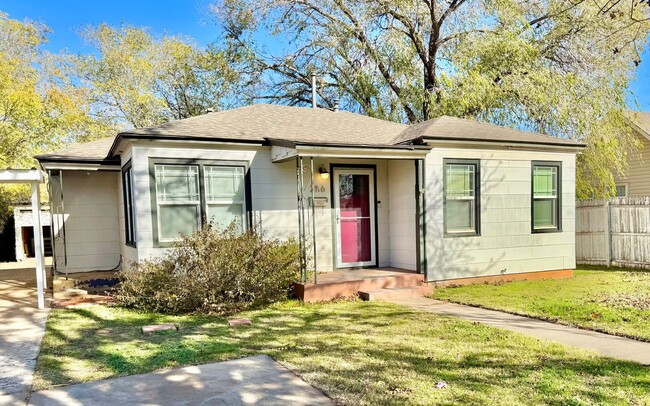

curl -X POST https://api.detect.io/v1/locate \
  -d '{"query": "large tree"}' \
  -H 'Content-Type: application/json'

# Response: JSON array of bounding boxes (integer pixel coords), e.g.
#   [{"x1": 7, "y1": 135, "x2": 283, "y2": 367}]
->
[
  {"x1": 0, "y1": 13, "x2": 114, "y2": 231},
  {"x1": 212, "y1": 0, "x2": 650, "y2": 197},
  {"x1": 71, "y1": 24, "x2": 249, "y2": 128}
]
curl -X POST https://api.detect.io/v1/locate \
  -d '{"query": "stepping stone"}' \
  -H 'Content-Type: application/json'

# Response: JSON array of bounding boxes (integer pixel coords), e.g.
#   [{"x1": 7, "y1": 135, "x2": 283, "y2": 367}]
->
[
  {"x1": 142, "y1": 324, "x2": 177, "y2": 334},
  {"x1": 228, "y1": 318, "x2": 252, "y2": 327}
]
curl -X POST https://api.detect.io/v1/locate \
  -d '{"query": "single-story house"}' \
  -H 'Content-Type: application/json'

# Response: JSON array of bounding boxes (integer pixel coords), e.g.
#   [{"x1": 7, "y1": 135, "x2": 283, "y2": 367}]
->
[
  {"x1": 614, "y1": 111, "x2": 650, "y2": 197},
  {"x1": 36, "y1": 104, "x2": 584, "y2": 291}
]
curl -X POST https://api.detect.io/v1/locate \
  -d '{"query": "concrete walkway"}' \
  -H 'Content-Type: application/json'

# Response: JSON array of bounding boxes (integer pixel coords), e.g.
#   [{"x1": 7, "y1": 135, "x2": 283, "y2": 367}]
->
[
  {"x1": 388, "y1": 297, "x2": 650, "y2": 365},
  {"x1": 0, "y1": 267, "x2": 50, "y2": 406},
  {"x1": 29, "y1": 355, "x2": 333, "y2": 405}
]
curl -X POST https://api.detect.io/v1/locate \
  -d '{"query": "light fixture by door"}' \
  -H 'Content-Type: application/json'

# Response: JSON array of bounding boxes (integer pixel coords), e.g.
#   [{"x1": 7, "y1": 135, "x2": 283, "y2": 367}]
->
[{"x1": 319, "y1": 166, "x2": 330, "y2": 180}]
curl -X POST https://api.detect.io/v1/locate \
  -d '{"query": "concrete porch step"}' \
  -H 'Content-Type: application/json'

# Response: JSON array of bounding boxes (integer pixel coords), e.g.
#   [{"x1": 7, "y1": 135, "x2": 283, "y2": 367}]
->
[{"x1": 359, "y1": 284, "x2": 433, "y2": 301}]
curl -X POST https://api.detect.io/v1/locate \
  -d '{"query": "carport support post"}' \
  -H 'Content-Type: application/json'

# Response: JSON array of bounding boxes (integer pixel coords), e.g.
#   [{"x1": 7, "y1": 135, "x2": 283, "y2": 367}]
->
[{"x1": 31, "y1": 181, "x2": 45, "y2": 309}]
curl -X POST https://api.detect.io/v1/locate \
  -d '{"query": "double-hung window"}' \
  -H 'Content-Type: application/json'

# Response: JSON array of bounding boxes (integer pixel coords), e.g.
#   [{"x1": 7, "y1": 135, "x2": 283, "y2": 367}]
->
[
  {"x1": 152, "y1": 160, "x2": 249, "y2": 245},
  {"x1": 122, "y1": 161, "x2": 136, "y2": 247},
  {"x1": 444, "y1": 159, "x2": 480, "y2": 236},
  {"x1": 532, "y1": 161, "x2": 561, "y2": 232},
  {"x1": 155, "y1": 164, "x2": 201, "y2": 242},
  {"x1": 204, "y1": 166, "x2": 246, "y2": 233}
]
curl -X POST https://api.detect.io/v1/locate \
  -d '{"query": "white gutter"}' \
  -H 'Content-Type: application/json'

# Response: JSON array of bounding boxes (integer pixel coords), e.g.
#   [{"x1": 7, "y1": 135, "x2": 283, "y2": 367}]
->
[
  {"x1": 294, "y1": 145, "x2": 430, "y2": 160},
  {"x1": 38, "y1": 162, "x2": 120, "y2": 171},
  {"x1": 424, "y1": 138, "x2": 585, "y2": 152}
]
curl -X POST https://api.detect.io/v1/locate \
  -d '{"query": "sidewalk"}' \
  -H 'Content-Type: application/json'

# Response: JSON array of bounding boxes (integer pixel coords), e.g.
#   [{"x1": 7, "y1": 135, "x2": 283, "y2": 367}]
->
[
  {"x1": 388, "y1": 297, "x2": 650, "y2": 365},
  {"x1": 0, "y1": 267, "x2": 50, "y2": 406},
  {"x1": 29, "y1": 355, "x2": 333, "y2": 405}
]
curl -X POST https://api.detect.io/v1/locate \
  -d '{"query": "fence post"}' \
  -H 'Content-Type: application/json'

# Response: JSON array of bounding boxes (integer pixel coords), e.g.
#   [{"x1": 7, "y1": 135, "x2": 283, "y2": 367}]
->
[{"x1": 604, "y1": 200, "x2": 612, "y2": 267}]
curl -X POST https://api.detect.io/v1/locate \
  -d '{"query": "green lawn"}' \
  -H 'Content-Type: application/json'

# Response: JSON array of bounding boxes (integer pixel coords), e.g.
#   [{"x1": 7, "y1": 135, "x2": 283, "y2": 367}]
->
[
  {"x1": 432, "y1": 266, "x2": 650, "y2": 341},
  {"x1": 35, "y1": 300, "x2": 649, "y2": 405}
]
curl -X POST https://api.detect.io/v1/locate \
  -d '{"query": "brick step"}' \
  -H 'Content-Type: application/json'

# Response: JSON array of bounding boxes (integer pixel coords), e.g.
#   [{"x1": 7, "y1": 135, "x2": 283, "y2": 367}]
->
[
  {"x1": 56, "y1": 288, "x2": 88, "y2": 298},
  {"x1": 297, "y1": 272, "x2": 426, "y2": 302},
  {"x1": 358, "y1": 284, "x2": 433, "y2": 301}
]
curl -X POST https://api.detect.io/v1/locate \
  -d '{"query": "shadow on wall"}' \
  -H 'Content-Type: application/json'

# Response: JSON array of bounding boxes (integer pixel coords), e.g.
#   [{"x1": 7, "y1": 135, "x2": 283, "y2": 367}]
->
[{"x1": 426, "y1": 162, "x2": 506, "y2": 281}]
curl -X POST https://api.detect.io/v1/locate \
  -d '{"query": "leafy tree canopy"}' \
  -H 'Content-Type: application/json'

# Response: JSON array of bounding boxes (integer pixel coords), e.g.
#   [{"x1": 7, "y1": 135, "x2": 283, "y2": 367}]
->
[
  {"x1": 69, "y1": 24, "x2": 250, "y2": 128},
  {"x1": 212, "y1": 0, "x2": 650, "y2": 197},
  {"x1": 0, "y1": 13, "x2": 113, "y2": 229}
]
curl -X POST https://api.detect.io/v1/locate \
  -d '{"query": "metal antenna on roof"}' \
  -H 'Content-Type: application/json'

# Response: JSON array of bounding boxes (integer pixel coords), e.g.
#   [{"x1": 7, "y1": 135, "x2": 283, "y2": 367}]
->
[{"x1": 311, "y1": 74, "x2": 317, "y2": 109}]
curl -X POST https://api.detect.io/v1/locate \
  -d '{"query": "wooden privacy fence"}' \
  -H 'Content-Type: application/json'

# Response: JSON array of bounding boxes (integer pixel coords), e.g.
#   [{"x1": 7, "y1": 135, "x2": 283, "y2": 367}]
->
[{"x1": 576, "y1": 197, "x2": 650, "y2": 268}]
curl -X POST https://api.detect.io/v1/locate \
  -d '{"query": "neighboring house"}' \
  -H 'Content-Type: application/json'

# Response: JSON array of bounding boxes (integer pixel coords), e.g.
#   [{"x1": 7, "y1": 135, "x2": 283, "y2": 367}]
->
[
  {"x1": 13, "y1": 206, "x2": 52, "y2": 261},
  {"x1": 35, "y1": 104, "x2": 584, "y2": 285},
  {"x1": 613, "y1": 111, "x2": 650, "y2": 197}
]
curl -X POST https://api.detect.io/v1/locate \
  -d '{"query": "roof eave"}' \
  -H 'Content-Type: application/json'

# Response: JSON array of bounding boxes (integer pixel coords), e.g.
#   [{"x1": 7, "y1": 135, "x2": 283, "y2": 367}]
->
[
  {"x1": 422, "y1": 137, "x2": 586, "y2": 150},
  {"x1": 624, "y1": 116, "x2": 650, "y2": 142},
  {"x1": 108, "y1": 133, "x2": 269, "y2": 157},
  {"x1": 268, "y1": 138, "x2": 432, "y2": 151},
  {"x1": 36, "y1": 157, "x2": 121, "y2": 172}
]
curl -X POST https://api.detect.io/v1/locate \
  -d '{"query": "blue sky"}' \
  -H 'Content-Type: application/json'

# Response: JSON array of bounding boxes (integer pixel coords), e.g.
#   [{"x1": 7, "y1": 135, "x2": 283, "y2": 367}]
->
[{"x1": 3, "y1": 0, "x2": 649, "y2": 110}]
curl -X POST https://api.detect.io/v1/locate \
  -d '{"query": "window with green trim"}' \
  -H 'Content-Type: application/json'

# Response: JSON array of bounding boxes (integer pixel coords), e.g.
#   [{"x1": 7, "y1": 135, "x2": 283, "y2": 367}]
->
[
  {"x1": 152, "y1": 161, "x2": 249, "y2": 244},
  {"x1": 122, "y1": 161, "x2": 136, "y2": 247},
  {"x1": 155, "y1": 164, "x2": 201, "y2": 242},
  {"x1": 615, "y1": 184, "x2": 628, "y2": 197},
  {"x1": 532, "y1": 162, "x2": 561, "y2": 232},
  {"x1": 444, "y1": 159, "x2": 480, "y2": 236},
  {"x1": 204, "y1": 166, "x2": 246, "y2": 234}
]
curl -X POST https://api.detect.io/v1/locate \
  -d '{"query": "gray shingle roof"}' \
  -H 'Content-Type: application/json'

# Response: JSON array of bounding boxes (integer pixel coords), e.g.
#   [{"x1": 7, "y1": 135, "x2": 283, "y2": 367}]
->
[
  {"x1": 122, "y1": 104, "x2": 407, "y2": 145},
  {"x1": 35, "y1": 137, "x2": 117, "y2": 162},
  {"x1": 35, "y1": 104, "x2": 584, "y2": 162},
  {"x1": 394, "y1": 115, "x2": 584, "y2": 147}
]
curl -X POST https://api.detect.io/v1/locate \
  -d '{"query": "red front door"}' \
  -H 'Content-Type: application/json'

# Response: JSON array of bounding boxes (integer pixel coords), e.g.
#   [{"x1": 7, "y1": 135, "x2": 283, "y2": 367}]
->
[{"x1": 334, "y1": 168, "x2": 376, "y2": 267}]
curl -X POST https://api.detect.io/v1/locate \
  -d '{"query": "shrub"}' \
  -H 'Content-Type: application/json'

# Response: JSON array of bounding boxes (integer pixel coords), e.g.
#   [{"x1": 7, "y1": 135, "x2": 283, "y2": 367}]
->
[{"x1": 116, "y1": 224, "x2": 301, "y2": 314}]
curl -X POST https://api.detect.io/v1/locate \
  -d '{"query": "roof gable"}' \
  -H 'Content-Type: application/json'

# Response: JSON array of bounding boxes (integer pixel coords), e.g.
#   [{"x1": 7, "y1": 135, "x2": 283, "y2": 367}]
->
[{"x1": 626, "y1": 111, "x2": 650, "y2": 141}]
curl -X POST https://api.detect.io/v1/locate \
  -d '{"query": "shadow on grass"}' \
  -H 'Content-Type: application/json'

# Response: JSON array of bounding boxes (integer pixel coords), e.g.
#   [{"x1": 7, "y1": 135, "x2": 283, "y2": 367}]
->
[{"x1": 35, "y1": 301, "x2": 650, "y2": 405}]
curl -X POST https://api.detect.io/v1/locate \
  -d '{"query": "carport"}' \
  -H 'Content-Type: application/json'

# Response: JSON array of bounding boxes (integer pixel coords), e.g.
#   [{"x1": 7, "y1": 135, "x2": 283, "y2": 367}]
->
[{"x1": 0, "y1": 169, "x2": 47, "y2": 309}]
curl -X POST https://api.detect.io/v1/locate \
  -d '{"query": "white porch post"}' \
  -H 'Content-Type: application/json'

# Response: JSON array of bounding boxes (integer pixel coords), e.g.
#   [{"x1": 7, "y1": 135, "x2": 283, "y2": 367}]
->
[
  {"x1": 31, "y1": 181, "x2": 46, "y2": 309},
  {"x1": 0, "y1": 169, "x2": 47, "y2": 309}
]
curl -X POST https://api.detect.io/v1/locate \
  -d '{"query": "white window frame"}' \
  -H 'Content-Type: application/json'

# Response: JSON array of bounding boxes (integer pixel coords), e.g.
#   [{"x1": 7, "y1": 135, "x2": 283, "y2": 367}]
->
[{"x1": 615, "y1": 184, "x2": 629, "y2": 197}]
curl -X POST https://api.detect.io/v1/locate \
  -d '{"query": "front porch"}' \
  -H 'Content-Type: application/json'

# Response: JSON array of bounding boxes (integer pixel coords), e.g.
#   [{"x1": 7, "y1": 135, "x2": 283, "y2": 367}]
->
[{"x1": 294, "y1": 267, "x2": 432, "y2": 302}]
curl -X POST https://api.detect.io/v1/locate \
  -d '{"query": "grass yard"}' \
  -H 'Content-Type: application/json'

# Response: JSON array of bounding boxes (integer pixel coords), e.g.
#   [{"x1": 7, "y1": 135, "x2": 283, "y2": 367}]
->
[
  {"x1": 432, "y1": 266, "x2": 650, "y2": 341},
  {"x1": 35, "y1": 300, "x2": 649, "y2": 405}
]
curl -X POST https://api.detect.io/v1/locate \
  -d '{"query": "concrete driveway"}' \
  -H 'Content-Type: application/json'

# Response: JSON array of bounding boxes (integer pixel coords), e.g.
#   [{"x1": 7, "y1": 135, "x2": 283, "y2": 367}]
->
[
  {"x1": 0, "y1": 266, "x2": 50, "y2": 406},
  {"x1": 29, "y1": 355, "x2": 333, "y2": 405}
]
